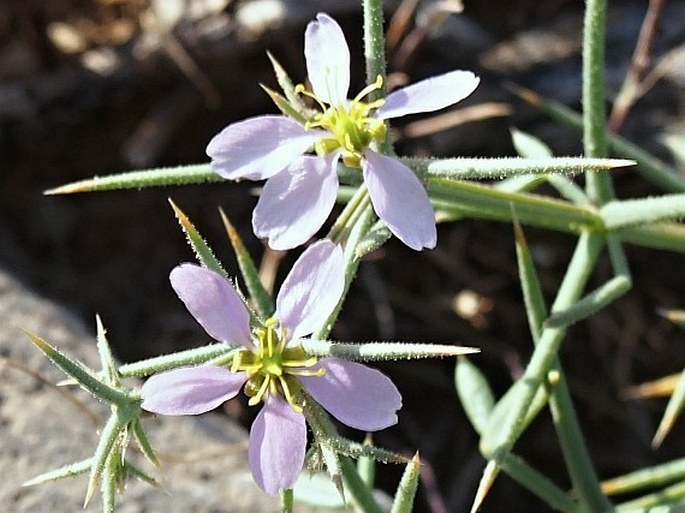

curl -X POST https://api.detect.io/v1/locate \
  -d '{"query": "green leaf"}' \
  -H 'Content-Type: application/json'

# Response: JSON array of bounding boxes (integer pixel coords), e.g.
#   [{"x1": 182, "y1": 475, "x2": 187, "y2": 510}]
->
[
  {"x1": 95, "y1": 315, "x2": 119, "y2": 387},
  {"x1": 659, "y1": 309, "x2": 685, "y2": 330},
  {"x1": 117, "y1": 343, "x2": 234, "y2": 378},
  {"x1": 455, "y1": 357, "x2": 495, "y2": 435},
  {"x1": 340, "y1": 456, "x2": 384, "y2": 513},
  {"x1": 407, "y1": 156, "x2": 634, "y2": 181},
  {"x1": 266, "y1": 51, "x2": 307, "y2": 112},
  {"x1": 602, "y1": 194, "x2": 685, "y2": 230},
  {"x1": 355, "y1": 220, "x2": 392, "y2": 259},
  {"x1": 261, "y1": 84, "x2": 309, "y2": 124},
  {"x1": 616, "y1": 480, "x2": 685, "y2": 512},
  {"x1": 23, "y1": 458, "x2": 93, "y2": 487},
  {"x1": 601, "y1": 457, "x2": 685, "y2": 496},
  {"x1": 169, "y1": 199, "x2": 228, "y2": 278},
  {"x1": 84, "y1": 414, "x2": 126, "y2": 507},
  {"x1": 619, "y1": 223, "x2": 685, "y2": 253},
  {"x1": 428, "y1": 178, "x2": 604, "y2": 234},
  {"x1": 131, "y1": 418, "x2": 159, "y2": 467},
  {"x1": 390, "y1": 453, "x2": 421, "y2": 513},
  {"x1": 511, "y1": 128, "x2": 553, "y2": 158},
  {"x1": 219, "y1": 208, "x2": 275, "y2": 320},
  {"x1": 653, "y1": 365, "x2": 685, "y2": 447},
  {"x1": 303, "y1": 339, "x2": 478, "y2": 361},
  {"x1": 44, "y1": 164, "x2": 220, "y2": 194},
  {"x1": 470, "y1": 460, "x2": 500, "y2": 513},
  {"x1": 293, "y1": 473, "x2": 348, "y2": 509},
  {"x1": 514, "y1": 223, "x2": 548, "y2": 342},
  {"x1": 23, "y1": 330, "x2": 131, "y2": 405}
]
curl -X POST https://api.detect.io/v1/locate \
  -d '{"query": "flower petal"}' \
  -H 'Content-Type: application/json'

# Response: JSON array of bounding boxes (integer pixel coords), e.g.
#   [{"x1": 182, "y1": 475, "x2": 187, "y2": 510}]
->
[
  {"x1": 248, "y1": 396, "x2": 306, "y2": 496},
  {"x1": 375, "y1": 70, "x2": 479, "y2": 120},
  {"x1": 363, "y1": 151, "x2": 436, "y2": 250},
  {"x1": 300, "y1": 358, "x2": 402, "y2": 431},
  {"x1": 170, "y1": 264, "x2": 253, "y2": 346},
  {"x1": 206, "y1": 115, "x2": 324, "y2": 180},
  {"x1": 304, "y1": 13, "x2": 350, "y2": 106},
  {"x1": 276, "y1": 239, "x2": 344, "y2": 340},
  {"x1": 252, "y1": 154, "x2": 339, "y2": 250},
  {"x1": 141, "y1": 366, "x2": 245, "y2": 415}
]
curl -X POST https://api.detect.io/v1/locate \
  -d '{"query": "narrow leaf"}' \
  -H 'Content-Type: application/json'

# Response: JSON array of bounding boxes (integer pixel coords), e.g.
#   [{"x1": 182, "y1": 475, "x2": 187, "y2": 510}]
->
[
  {"x1": 340, "y1": 456, "x2": 384, "y2": 513},
  {"x1": 429, "y1": 178, "x2": 604, "y2": 235},
  {"x1": 660, "y1": 309, "x2": 685, "y2": 330},
  {"x1": 219, "y1": 208, "x2": 275, "y2": 319},
  {"x1": 358, "y1": 435, "x2": 376, "y2": 487},
  {"x1": 23, "y1": 329, "x2": 130, "y2": 405},
  {"x1": 266, "y1": 51, "x2": 307, "y2": 112},
  {"x1": 511, "y1": 128, "x2": 553, "y2": 158},
  {"x1": 169, "y1": 199, "x2": 227, "y2": 277},
  {"x1": 652, "y1": 365, "x2": 685, "y2": 447},
  {"x1": 615, "y1": 480, "x2": 685, "y2": 511},
  {"x1": 455, "y1": 357, "x2": 495, "y2": 435},
  {"x1": 623, "y1": 373, "x2": 681, "y2": 399},
  {"x1": 407, "y1": 156, "x2": 634, "y2": 181},
  {"x1": 544, "y1": 274, "x2": 632, "y2": 329},
  {"x1": 319, "y1": 434, "x2": 407, "y2": 465},
  {"x1": 261, "y1": 84, "x2": 308, "y2": 124},
  {"x1": 95, "y1": 315, "x2": 119, "y2": 387},
  {"x1": 602, "y1": 194, "x2": 685, "y2": 230},
  {"x1": 84, "y1": 414, "x2": 125, "y2": 507},
  {"x1": 117, "y1": 343, "x2": 234, "y2": 378},
  {"x1": 619, "y1": 223, "x2": 685, "y2": 253},
  {"x1": 131, "y1": 418, "x2": 159, "y2": 467},
  {"x1": 44, "y1": 164, "x2": 220, "y2": 194},
  {"x1": 470, "y1": 460, "x2": 499, "y2": 513},
  {"x1": 355, "y1": 221, "x2": 392, "y2": 259},
  {"x1": 391, "y1": 453, "x2": 421, "y2": 513},
  {"x1": 514, "y1": 222, "x2": 548, "y2": 341},
  {"x1": 601, "y1": 457, "x2": 685, "y2": 496},
  {"x1": 303, "y1": 339, "x2": 479, "y2": 361},
  {"x1": 23, "y1": 458, "x2": 93, "y2": 487}
]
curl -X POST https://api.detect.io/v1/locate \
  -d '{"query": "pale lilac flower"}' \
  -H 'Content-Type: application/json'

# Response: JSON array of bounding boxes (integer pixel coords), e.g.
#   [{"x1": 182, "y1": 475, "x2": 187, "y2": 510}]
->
[
  {"x1": 207, "y1": 13, "x2": 479, "y2": 251},
  {"x1": 141, "y1": 240, "x2": 402, "y2": 496}
]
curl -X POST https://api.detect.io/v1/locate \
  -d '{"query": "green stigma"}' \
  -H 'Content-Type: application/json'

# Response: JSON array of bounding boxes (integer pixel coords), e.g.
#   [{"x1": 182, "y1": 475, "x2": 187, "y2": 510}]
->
[
  {"x1": 231, "y1": 318, "x2": 323, "y2": 412},
  {"x1": 298, "y1": 75, "x2": 387, "y2": 168}
]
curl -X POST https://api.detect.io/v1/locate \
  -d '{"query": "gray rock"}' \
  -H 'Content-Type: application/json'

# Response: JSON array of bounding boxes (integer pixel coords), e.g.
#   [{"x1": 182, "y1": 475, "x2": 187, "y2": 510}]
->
[{"x1": 0, "y1": 266, "x2": 286, "y2": 512}]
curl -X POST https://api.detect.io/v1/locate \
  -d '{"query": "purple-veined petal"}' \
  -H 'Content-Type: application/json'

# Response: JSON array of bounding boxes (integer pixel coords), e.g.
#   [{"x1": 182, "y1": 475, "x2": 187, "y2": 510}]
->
[
  {"x1": 170, "y1": 264, "x2": 253, "y2": 346},
  {"x1": 363, "y1": 151, "x2": 436, "y2": 250},
  {"x1": 141, "y1": 366, "x2": 246, "y2": 415},
  {"x1": 276, "y1": 239, "x2": 344, "y2": 340},
  {"x1": 248, "y1": 396, "x2": 306, "y2": 496},
  {"x1": 252, "y1": 154, "x2": 339, "y2": 250},
  {"x1": 375, "y1": 70, "x2": 479, "y2": 120},
  {"x1": 300, "y1": 358, "x2": 402, "y2": 431},
  {"x1": 304, "y1": 13, "x2": 350, "y2": 106},
  {"x1": 206, "y1": 115, "x2": 324, "y2": 180}
]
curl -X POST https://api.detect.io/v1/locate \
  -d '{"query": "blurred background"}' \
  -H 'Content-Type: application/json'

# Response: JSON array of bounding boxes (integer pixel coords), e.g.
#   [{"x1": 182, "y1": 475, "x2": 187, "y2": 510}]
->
[{"x1": 1, "y1": 0, "x2": 684, "y2": 511}]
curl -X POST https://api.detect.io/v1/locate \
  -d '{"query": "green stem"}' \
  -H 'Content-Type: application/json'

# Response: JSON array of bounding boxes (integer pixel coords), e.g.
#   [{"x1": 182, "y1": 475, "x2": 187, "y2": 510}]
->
[
  {"x1": 583, "y1": 0, "x2": 614, "y2": 203},
  {"x1": 363, "y1": 0, "x2": 387, "y2": 99},
  {"x1": 548, "y1": 367, "x2": 612, "y2": 513}
]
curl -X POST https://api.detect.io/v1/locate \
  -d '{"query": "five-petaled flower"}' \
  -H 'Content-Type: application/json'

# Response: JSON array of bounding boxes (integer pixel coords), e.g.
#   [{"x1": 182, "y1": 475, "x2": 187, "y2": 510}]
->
[
  {"x1": 206, "y1": 13, "x2": 479, "y2": 251},
  {"x1": 140, "y1": 240, "x2": 402, "y2": 496}
]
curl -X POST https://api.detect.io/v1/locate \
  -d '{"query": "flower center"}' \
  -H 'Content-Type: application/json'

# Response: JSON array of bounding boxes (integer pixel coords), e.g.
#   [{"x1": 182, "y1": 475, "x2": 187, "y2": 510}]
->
[
  {"x1": 231, "y1": 318, "x2": 323, "y2": 411},
  {"x1": 297, "y1": 75, "x2": 388, "y2": 168}
]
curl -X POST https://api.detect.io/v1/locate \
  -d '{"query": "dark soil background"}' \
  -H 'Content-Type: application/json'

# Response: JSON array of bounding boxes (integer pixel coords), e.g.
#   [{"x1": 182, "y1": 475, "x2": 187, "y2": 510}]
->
[{"x1": 2, "y1": 0, "x2": 684, "y2": 511}]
